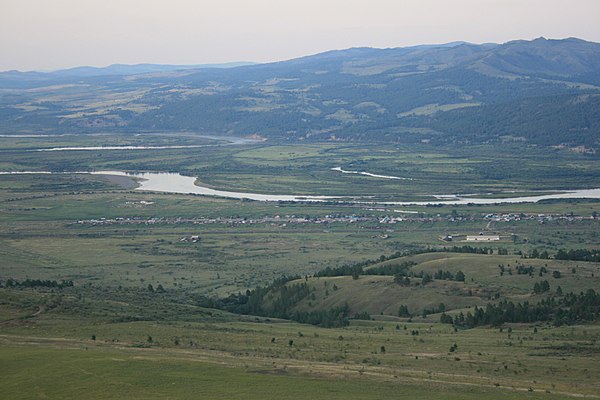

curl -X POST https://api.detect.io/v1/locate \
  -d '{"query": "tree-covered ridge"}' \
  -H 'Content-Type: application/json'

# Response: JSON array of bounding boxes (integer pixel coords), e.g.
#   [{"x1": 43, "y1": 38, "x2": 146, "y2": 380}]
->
[
  {"x1": 2, "y1": 38, "x2": 600, "y2": 149},
  {"x1": 196, "y1": 276, "x2": 349, "y2": 328}
]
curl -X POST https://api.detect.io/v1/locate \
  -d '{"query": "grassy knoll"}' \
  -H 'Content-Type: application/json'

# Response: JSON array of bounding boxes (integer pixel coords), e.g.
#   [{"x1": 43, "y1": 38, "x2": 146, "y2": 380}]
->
[{"x1": 282, "y1": 253, "x2": 599, "y2": 317}]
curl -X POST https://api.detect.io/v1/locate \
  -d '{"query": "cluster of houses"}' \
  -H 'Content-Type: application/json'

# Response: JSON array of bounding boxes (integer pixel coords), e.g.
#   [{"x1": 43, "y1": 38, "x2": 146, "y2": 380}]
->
[
  {"x1": 484, "y1": 213, "x2": 593, "y2": 223},
  {"x1": 75, "y1": 211, "x2": 594, "y2": 228}
]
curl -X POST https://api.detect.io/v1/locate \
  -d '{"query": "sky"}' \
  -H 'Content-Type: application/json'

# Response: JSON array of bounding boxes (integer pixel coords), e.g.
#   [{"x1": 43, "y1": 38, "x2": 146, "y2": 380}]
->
[{"x1": 1, "y1": 0, "x2": 600, "y2": 71}]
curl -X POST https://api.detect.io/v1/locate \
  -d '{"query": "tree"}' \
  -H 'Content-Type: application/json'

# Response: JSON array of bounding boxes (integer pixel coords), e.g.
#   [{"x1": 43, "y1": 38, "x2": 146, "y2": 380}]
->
[
  {"x1": 530, "y1": 249, "x2": 539, "y2": 258},
  {"x1": 440, "y1": 313, "x2": 453, "y2": 324},
  {"x1": 422, "y1": 273, "x2": 433, "y2": 285},
  {"x1": 552, "y1": 270, "x2": 561, "y2": 279},
  {"x1": 398, "y1": 305, "x2": 411, "y2": 317},
  {"x1": 147, "y1": 284, "x2": 154, "y2": 292},
  {"x1": 455, "y1": 270, "x2": 466, "y2": 282},
  {"x1": 394, "y1": 275, "x2": 410, "y2": 286},
  {"x1": 533, "y1": 280, "x2": 550, "y2": 294}
]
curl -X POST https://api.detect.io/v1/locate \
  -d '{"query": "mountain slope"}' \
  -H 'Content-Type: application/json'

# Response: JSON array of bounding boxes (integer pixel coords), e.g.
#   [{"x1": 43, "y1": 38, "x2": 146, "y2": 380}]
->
[{"x1": 1, "y1": 38, "x2": 599, "y2": 149}]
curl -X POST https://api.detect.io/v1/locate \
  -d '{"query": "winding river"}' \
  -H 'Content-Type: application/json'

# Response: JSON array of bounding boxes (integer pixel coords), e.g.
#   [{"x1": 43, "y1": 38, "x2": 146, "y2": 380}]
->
[
  {"x1": 93, "y1": 171, "x2": 336, "y2": 202},
  {"x1": 2, "y1": 170, "x2": 600, "y2": 205}
]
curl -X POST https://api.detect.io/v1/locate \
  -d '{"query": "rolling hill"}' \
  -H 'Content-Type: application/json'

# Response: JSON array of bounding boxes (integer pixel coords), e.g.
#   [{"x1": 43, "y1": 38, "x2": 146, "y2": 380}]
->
[{"x1": 257, "y1": 252, "x2": 600, "y2": 324}]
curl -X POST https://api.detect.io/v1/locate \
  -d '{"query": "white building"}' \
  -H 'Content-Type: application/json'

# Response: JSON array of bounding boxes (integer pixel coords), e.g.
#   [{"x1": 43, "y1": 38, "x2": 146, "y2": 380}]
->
[{"x1": 466, "y1": 235, "x2": 500, "y2": 242}]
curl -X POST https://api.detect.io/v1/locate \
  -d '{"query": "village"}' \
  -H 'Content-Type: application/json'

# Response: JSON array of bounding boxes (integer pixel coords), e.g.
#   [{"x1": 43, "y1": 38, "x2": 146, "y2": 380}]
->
[{"x1": 73, "y1": 210, "x2": 595, "y2": 227}]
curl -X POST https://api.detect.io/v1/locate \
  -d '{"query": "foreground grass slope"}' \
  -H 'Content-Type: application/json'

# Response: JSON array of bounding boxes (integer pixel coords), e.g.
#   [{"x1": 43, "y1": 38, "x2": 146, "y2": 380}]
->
[
  {"x1": 1, "y1": 344, "x2": 572, "y2": 400},
  {"x1": 1, "y1": 304, "x2": 598, "y2": 399}
]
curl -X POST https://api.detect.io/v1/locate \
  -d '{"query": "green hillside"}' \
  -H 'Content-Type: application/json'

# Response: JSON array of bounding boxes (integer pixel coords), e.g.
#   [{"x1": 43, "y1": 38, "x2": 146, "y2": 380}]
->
[{"x1": 265, "y1": 252, "x2": 600, "y2": 321}]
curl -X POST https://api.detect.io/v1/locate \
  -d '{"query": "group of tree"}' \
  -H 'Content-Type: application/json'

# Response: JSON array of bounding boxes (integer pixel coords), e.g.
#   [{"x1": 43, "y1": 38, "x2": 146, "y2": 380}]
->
[
  {"x1": 498, "y1": 263, "x2": 563, "y2": 278},
  {"x1": 291, "y1": 304, "x2": 351, "y2": 328},
  {"x1": 1, "y1": 278, "x2": 73, "y2": 289},
  {"x1": 443, "y1": 245, "x2": 494, "y2": 255},
  {"x1": 366, "y1": 261, "x2": 416, "y2": 276},
  {"x1": 310, "y1": 244, "x2": 598, "y2": 283},
  {"x1": 441, "y1": 289, "x2": 600, "y2": 328},
  {"x1": 555, "y1": 248, "x2": 600, "y2": 262},
  {"x1": 196, "y1": 275, "x2": 350, "y2": 328},
  {"x1": 433, "y1": 269, "x2": 465, "y2": 282},
  {"x1": 422, "y1": 302, "x2": 447, "y2": 318},
  {"x1": 533, "y1": 280, "x2": 550, "y2": 294},
  {"x1": 398, "y1": 305, "x2": 411, "y2": 317},
  {"x1": 516, "y1": 264, "x2": 535, "y2": 275},
  {"x1": 394, "y1": 275, "x2": 411, "y2": 286}
]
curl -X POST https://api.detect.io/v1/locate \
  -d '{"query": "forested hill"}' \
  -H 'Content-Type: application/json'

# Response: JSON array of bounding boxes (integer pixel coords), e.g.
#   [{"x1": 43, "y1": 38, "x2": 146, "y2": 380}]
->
[{"x1": 1, "y1": 37, "x2": 600, "y2": 149}]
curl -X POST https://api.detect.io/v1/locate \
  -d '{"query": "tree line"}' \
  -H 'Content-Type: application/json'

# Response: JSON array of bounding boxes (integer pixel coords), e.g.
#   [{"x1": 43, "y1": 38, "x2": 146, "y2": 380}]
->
[
  {"x1": 554, "y1": 248, "x2": 600, "y2": 262},
  {"x1": 441, "y1": 289, "x2": 600, "y2": 328},
  {"x1": 0, "y1": 278, "x2": 74, "y2": 289}
]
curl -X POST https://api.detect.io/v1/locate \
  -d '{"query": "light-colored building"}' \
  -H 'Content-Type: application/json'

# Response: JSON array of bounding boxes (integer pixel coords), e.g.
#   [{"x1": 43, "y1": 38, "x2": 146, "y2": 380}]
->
[{"x1": 466, "y1": 235, "x2": 500, "y2": 241}]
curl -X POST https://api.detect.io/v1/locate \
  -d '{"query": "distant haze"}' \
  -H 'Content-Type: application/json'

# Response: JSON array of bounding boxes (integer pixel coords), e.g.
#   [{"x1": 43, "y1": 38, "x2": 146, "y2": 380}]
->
[{"x1": 1, "y1": 0, "x2": 600, "y2": 71}]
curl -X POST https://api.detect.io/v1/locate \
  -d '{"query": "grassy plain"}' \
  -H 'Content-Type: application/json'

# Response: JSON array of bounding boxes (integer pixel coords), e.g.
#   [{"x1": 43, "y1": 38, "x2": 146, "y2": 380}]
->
[{"x1": 1, "y1": 134, "x2": 599, "y2": 398}]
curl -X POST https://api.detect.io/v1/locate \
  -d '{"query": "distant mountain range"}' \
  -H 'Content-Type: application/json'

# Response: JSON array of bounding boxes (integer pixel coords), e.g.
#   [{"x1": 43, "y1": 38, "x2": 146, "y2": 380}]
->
[
  {"x1": 1, "y1": 37, "x2": 599, "y2": 149},
  {"x1": 0, "y1": 62, "x2": 256, "y2": 85}
]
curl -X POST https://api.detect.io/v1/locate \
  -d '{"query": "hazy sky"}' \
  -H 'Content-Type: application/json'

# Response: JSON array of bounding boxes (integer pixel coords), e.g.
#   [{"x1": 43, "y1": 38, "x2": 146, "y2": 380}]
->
[{"x1": 2, "y1": 0, "x2": 600, "y2": 71}]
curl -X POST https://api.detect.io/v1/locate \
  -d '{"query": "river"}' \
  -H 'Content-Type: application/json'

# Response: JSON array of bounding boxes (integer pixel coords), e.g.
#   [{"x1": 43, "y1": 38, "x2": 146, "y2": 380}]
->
[{"x1": 2, "y1": 170, "x2": 600, "y2": 205}]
